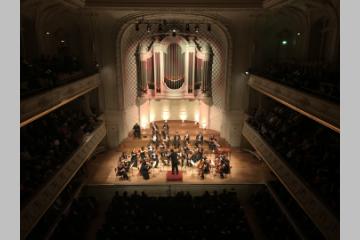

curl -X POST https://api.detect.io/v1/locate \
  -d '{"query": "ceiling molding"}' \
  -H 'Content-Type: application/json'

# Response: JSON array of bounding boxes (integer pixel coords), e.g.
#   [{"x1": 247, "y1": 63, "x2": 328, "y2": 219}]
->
[{"x1": 85, "y1": 0, "x2": 263, "y2": 9}]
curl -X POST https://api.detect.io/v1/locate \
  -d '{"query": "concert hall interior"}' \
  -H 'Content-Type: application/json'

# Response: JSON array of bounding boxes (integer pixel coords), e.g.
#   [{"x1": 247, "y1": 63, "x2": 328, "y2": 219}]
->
[{"x1": 20, "y1": 0, "x2": 339, "y2": 239}]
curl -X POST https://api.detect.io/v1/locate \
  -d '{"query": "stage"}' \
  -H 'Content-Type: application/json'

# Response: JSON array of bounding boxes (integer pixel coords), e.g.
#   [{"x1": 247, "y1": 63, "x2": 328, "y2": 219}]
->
[
  {"x1": 86, "y1": 121, "x2": 274, "y2": 185},
  {"x1": 87, "y1": 148, "x2": 273, "y2": 185}
]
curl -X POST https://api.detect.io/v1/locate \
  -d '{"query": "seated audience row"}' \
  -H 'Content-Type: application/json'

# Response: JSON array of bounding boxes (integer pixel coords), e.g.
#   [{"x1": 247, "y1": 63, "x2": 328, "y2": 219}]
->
[
  {"x1": 249, "y1": 61, "x2": 339, "y2": 102},
  {"x1": 20, "y1": 101, "x2": 99, "y2": 205},
  {"x1": 267, "y1": 180, "x2": 326, "y2": 239},
  {"x1": 247, "y1": 104, "x2": 339, "y2": 215},
  {"x1": 21, "y1": 55, "x2": 95, "y2": 97},
  {"x1": 250, "y1": 187, "x2": 301, "y2": 240},
  {"x1": 26, "y1": 166, "x2": 87, "y2": 240},
  {"x1": 97, "y1": 190, "x2": 253, "y2": 240}
]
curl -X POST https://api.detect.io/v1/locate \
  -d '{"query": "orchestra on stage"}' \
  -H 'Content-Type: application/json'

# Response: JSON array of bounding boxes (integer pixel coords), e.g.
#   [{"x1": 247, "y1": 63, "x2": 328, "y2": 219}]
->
[{"x1": 115, "y1": 121, "x2": 231, "y2": 181}]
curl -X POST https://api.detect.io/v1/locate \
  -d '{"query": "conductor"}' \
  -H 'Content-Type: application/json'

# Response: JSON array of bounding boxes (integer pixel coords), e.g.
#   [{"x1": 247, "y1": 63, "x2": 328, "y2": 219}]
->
[{"x1": 170, "y1": 149, "x2": 179, "y2": 175}]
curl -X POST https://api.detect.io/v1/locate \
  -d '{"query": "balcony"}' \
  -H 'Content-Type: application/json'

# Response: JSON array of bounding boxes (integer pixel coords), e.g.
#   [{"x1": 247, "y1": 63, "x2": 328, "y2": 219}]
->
[
  {"x1": 242, "y1": 122, "x2": 339, "y2": 240},
  {"x1": 20, "y1": 73, "x2": 100, "y2": 127},
  {"x1": 248, "y1": 75, "x2": 340, "y2": 133},
  {"x1": 20, "y1": 122, "x2": 106, "y2": 239}
]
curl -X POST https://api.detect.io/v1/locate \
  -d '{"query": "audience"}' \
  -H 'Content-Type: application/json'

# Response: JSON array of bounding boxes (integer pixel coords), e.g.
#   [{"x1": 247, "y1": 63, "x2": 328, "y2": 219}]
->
[
  {"x1": 20, "y1": 101, "x2": 99, "y2": 206},
  {"x1": 268, "y1": 181, "x2": 326, "y2": 239},
  {"x1": 247, "y1": 104, "x2": 339, "y2": 215},
  {"x1": 21, "y1": 55, "x2": 97, "y2": 98},
  {"x1": 97, "y1": 190, "x2": 253, "y2": 240},
  {"x1": 250, "y1": 61, "x2": 339, "y2": 102},
  {"x1": 26, "y1": 166, "x2": 88, "y2": 240},
  {"x1": 250, "y1": 187, "x2": 300, "y2": 240}
]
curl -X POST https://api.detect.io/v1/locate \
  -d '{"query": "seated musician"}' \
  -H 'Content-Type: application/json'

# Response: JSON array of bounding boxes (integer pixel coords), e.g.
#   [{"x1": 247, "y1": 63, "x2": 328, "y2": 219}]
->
[
  {"x1": 195, "y1": 132, "x2": 204, "y2": 147},
  {"x1": 159, "y1": 143, "x2": 169, "y2": 166},
  {"x1": 203, "y1": 156, "x2": 211, "y2": 175},
  {"x1": 147, "y1": 144, "x2": 154, "y2": 157},
  {"x1": 209, "y1": 135, "x2": 220, "y2": 152},
  {"x1": 116, "y1": 159, "x2": 129, "y2": 180},
  {"x1": 130, "y1": 149, "x2": 138, "y2": 168},
  {"x1": 151, "y1": 132, "x2": 158, "y2": 147},
  {"x1": 139, "y1": 160, "x2": 150, "y2": 180},
  {"x1": 140, "y1": 147, "x2": 146, "y2": 160},
  {"x1": 184, "y1": 131, "x2": 190, "y2": 145},
  {"x1": 163, "y1": 133, "x2": 170, "y2": 148},
  {"x1": 173, "y1": 131, "x2": 181, "y2": 149},
  {"x1": 133, "y1": 123, "x2": 141, "y2": 138},
  {"x1": 151, "y1": 151, "x2": 159, "y2": 168},
  {"x1": 219, "y1": 154, "x2": 231, "y2": 178}
]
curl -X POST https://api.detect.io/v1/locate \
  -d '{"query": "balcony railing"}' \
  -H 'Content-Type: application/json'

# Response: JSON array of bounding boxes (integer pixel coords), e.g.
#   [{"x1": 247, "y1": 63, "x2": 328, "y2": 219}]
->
[
  {"x1": 20, "y1": 73, "x2": 100, "y2": 127},
  {"x1": 20, "y1": 122, "x2": 106, "y2": 239},
  {"x1": 242, "y1": 122, "x2": 339, "y2": 240},
  {"x1": 248, "y1": 75, "x2": 340, "y2": 133}
]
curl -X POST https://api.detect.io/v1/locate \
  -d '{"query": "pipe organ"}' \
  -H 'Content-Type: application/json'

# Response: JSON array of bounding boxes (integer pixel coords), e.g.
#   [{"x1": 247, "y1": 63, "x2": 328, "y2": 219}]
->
[{"x1": 136, "y1": 35, "x2": 213, "y2": 99}]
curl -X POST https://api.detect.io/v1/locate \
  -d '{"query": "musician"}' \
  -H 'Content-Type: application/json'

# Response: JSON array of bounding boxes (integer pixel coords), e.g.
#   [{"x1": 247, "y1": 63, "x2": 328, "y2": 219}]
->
[
  {"x1": 140, "y1": 160, "x2": 150, "y2": 180},
  {"x1": 219, "y1": 154, "x2": 231, "y2": 178},
  {"x1": 170, "y1": 149, "x2": 179, "y2": 175},
  {"x1": 116, "y1": 159, "x2": 129, "y2": 180},
  {"x1": 195, "y1": 132, "x2": 204, "y2": 147},
  {"x1": 173, "y1": 131, "x2": 181, "y2": 149},
  {"x1": 120, "y1": 152, "x2": 128, "y2": 162},
  {"x1": 151, "y1": 151, "x2": 159, "y2": 168},
  {"x1": 184, "y1": 131, "x2": 190, "y2": 145},
  {"x1": 133, "y1": 123, "x2": 141, "y2": 138},
  {"x1": 151, "y1": 121, "x2": 159, "y2": 134},
  {"x1": 163, "y1": 133, "x2": 170, "y2": 148},
  {"x1": 159, "y1": 143, "x2": 169, "y2": 166},
  {"x1": 130, "y1": 149, "x2": 138, "y2": 167},
  {"x1": 208, "y1": 135, "x2": 220, "y2": 152},
  {"x1": 151, "y1": 132, "x2": 158, "y2": 147},
  {"x1": 163, "y1": 121, "x2": 169, "y2": 135},
  {"x1": 140, "y1": 147, "x2": 146, "y2": 160}
]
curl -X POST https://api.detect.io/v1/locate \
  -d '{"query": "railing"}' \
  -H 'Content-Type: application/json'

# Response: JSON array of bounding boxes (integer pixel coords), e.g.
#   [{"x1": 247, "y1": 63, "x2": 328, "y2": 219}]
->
[
  {"x1": 248, "y1": 75, "x2": 340, "y2": 133},
  {"x1": 20, "y1": 122, "x2": 106, "y2": 239},
  {"x1": 242, "y1": 122, "x2": 339, "y2": 240},
  {"x1": 20, "y1": 73, "x2": 100, "y2": 127}
]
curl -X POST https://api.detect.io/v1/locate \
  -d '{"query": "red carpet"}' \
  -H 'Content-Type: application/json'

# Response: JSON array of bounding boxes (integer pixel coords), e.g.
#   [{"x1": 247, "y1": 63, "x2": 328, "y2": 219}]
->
[{"x1": 166, "y1": 171, "x2": 183, "y2": 181}]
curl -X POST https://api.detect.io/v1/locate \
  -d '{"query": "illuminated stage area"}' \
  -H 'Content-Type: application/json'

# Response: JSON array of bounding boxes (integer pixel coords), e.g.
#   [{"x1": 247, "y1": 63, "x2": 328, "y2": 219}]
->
[{"x1": 87, "y1": 120, "x2": 273, "y2": 185}]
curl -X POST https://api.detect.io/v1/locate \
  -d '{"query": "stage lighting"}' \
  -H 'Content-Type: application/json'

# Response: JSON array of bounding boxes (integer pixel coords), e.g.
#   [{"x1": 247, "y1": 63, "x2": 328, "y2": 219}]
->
[
  {"x1": 45, "y1": 31, "x2": 51, "y2": 35},
  {"x1": 60, "y1": 40, "x2": 65, "y2": 43},
  {"x1": 245, "y1": 71, "x2": 249, "y2": 75},
  {"x1": 281, "y1": 40, "x2": 288, "y2": 45}
]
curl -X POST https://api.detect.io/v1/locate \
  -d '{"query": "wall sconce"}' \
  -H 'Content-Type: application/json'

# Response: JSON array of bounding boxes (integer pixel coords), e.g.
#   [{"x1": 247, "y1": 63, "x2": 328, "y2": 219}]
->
[
  {"x1": 180, "y1": 111, "x2": 187, "y2": 123},
  {"x1": 201, "y1": 121, "x2": 207, "y2": 130}
]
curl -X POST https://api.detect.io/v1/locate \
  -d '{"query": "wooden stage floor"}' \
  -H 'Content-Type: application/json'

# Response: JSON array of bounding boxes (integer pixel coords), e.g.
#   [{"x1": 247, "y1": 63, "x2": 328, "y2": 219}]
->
[{"x1": 86, "y1": 148, "x2": 274, "y2": 185}]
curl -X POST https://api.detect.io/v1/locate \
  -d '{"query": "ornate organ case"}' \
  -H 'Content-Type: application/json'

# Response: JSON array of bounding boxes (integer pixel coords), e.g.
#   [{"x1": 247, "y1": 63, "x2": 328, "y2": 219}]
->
[{"x1": 136, "y1": 35, "x2": 213, "y2": 99}]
